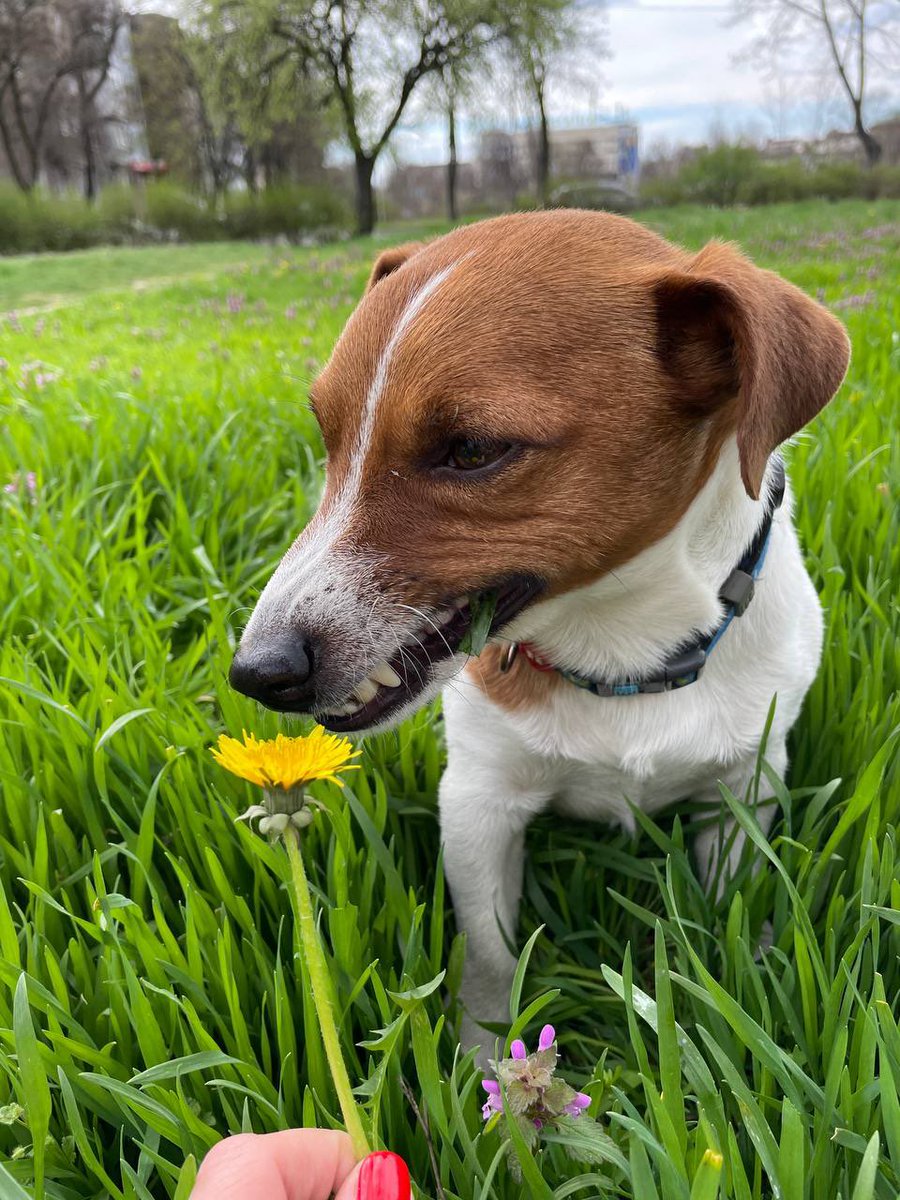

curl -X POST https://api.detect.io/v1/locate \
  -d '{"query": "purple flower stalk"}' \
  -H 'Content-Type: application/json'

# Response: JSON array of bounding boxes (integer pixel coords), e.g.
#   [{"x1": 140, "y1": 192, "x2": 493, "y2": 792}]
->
[
  {"x1": 482, "y1": 1025, "x2": 591, "y2": 1128},
  {"x1": 4, "y1": 471, "x2": 37, "y2": 499}
]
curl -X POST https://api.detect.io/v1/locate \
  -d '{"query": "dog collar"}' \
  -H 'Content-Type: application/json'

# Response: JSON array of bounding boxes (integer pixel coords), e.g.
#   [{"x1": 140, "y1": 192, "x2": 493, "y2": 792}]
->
[{"x1": 499, "y1": 458, "x2": 786, "y2": 697}]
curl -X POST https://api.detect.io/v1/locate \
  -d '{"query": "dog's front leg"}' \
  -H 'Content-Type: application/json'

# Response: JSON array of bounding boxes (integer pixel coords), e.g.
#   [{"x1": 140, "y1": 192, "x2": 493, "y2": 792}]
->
[{"x1": 439, "y1": 753, "x2": 550, "y2": 1057}]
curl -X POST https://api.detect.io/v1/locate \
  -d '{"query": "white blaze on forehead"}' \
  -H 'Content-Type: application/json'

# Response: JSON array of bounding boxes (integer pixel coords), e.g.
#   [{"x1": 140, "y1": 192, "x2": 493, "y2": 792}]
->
[
  {"x1": 344, "y1": 258, "x2": 462, "y2": 503},
  {"x1": 243, "y1": 258, "x2": 463, "y2": 637}
]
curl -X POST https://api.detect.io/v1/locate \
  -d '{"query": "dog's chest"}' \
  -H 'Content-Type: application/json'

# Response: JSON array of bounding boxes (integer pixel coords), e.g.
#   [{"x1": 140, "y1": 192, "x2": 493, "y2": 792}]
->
[
  {"x1": 500, "y1": 683, "x2": 741, "y2": 817},
  {"x1": 445, "y1": 637, "x2": 787, "y2": 823}
]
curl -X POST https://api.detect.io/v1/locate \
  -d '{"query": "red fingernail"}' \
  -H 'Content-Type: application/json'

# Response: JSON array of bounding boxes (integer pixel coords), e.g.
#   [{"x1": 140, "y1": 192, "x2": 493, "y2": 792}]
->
[{"x1": 356, "y1": 1151, "x2": 411, "y2": 1200}]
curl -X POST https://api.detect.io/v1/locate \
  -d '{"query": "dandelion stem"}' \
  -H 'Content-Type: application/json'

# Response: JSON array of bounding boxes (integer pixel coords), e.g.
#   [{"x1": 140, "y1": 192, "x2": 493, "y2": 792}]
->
[{"x1": 284, "y1": 824, "x2": 371, "y2": 1161}]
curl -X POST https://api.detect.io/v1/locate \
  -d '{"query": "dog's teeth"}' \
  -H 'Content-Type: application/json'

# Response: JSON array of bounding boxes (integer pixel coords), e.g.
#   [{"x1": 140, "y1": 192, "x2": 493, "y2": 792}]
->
[
  {"x1": 353, "y1": 678, "x2": 378, "y2": 704},
  {"x1": 369, "y1": 661, "x2": 401, "y2": 688},
  {"x1": 335, "y1": 700, "x2": 362, "y2": 716}
]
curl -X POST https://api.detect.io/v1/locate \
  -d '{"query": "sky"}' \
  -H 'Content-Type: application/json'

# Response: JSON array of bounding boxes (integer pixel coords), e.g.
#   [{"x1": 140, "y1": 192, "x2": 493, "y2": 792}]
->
[{"x1": 387, "y1": 0, "x2": 898, "y2": 169}]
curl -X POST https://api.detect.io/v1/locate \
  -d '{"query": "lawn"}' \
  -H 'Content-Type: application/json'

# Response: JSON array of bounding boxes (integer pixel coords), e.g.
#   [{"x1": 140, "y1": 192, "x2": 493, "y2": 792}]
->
[{"x1": 0, "y1": 199, "x2": 897, "y2": 1199}]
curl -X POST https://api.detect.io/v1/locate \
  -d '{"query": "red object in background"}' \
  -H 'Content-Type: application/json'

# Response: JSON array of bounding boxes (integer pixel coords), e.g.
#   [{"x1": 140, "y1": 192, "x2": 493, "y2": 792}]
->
[
  {"x1": 129, "y1": 159, "x2": 168, "y2": 177},
  {"x1": 356, "y1": 1152, "x2": 411, "y2": 1200}
]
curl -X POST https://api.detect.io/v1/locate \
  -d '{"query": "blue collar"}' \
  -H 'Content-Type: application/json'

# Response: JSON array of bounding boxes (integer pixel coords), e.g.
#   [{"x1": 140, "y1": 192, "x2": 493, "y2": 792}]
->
[{"x1": 504, "y1": 459, "x2": 786, "y2": 697}]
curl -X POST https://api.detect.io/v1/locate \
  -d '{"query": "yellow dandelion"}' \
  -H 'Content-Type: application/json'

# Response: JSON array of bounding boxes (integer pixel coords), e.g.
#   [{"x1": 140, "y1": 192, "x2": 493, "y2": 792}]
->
[
  {"x1": 209, "y1": 724, "x2": 372, "y2": 1160},
  {"x1": 211, "y1": 726, "x2": 360, "y2": 791}
]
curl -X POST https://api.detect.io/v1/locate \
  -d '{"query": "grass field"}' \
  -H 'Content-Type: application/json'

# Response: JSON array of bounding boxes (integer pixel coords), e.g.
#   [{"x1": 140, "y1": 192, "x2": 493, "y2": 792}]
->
[{"x1": 0, "y1": 199, "x2": 897, "y2": 1199}]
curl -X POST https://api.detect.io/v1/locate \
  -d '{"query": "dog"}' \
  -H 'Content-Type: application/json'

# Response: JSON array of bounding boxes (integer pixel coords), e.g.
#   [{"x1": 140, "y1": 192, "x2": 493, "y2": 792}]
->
[{"x1": 229, "y1": 210, "x2": 850, "y2": 1048}]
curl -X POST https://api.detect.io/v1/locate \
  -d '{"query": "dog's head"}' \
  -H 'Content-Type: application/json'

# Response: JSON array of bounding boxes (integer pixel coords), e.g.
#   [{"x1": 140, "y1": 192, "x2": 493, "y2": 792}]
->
[{"x1": 230, "y1": 211, "x2": 849, "y2": 732}]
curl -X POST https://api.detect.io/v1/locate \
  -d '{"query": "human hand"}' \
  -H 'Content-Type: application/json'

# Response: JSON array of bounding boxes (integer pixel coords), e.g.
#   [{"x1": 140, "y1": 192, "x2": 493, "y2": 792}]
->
[{"x1": 191, "y1": 1130, "x2": 411, "y2": 1200}]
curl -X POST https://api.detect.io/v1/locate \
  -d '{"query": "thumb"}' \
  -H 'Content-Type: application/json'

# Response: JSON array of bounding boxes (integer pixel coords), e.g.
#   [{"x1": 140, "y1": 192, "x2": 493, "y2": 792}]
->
[{"x1": 335, "y1": 1151, "x2": 411, "y2": 1200}]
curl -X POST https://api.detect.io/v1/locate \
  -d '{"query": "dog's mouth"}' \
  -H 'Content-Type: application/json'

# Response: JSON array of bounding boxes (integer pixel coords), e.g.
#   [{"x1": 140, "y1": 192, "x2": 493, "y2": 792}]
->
[{"x1": 319, "y1": 575, "x2": 543, "y2": 733}]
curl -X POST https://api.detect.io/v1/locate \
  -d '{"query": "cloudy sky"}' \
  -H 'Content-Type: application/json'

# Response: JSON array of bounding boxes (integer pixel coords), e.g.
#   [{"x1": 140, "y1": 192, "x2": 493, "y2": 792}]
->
[{"x1": 387, "y1": 0, "x2": 897, "y2": 168}]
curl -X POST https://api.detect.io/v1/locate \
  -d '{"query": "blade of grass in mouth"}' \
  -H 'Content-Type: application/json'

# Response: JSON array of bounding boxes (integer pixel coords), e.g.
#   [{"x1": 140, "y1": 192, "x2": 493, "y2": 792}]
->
[{"x1": 460, "y1": 590, "x2": 498, "y2": 656}]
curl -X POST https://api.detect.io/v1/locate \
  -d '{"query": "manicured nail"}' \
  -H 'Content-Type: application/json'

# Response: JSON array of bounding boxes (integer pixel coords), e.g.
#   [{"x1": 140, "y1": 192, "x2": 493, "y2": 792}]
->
[{"x1": 356, "y1": 1151, "x2": 411, "y2": 1200}]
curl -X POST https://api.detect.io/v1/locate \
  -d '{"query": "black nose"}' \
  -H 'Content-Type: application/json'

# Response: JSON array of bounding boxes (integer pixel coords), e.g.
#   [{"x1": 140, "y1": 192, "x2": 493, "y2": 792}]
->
[{"x1": 229, "y1": 633, "x2": 315, "y2": 711}]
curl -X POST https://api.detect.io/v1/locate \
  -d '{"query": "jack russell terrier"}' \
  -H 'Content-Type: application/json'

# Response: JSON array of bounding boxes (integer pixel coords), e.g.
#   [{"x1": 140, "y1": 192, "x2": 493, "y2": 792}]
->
[{"x1": 229, "y1": 210, "x2": 850, "y2": 1046}]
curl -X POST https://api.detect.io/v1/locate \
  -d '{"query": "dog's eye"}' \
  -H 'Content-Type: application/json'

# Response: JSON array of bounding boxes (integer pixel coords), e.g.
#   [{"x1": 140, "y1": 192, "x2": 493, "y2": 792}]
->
[{"x1": 445, "y1": 437, "x2": 510, "y2": 471}]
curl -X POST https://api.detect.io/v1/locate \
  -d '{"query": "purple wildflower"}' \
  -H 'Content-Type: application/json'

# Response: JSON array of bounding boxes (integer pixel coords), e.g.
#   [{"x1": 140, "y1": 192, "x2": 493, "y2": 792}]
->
[
  {"x1": 481, "y1": 1078, "x2": 503, "y2": 1121},
  {"x1": 4, "y1": 471, "x2": 37, "y2": 500},
  {"x1": 565, "y1": 1092, "x2": 591, "y2": 1116},
  {"x1": 131, "y1": 367, "x2": 143, "y2": 381},
  {"x1": 832, "y1": 291, "x2": 876, "y2": 312},
  {"x1": 284, "y1": 304, "x2": 297, "y2": 320},
  {"x1": 226, "y1": 292, "x2": 244, "y2": 314},
  {"x1": 481, "y1": 1024, "x2": 591, "y2": 1130}
]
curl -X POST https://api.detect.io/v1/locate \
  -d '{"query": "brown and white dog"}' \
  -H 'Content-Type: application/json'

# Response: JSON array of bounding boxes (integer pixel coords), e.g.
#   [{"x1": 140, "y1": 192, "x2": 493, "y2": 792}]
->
[{"x1": 230, "y1": 210, "x2": 849, "y2": 1048}]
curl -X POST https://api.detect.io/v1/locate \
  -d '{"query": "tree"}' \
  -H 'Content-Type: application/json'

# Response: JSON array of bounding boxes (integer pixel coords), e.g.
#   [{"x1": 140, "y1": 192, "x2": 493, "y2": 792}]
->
[
  {"x1": 440, "y1": 63, "x2": 461, "y2": 219},
  {"x1": 188, "y1": 3, "x2": 335, "y2": 195},
  {"x1": 207, "y1": 0, "x2": 497, "y2": 233},
  {"x1": 0, "y1": 1, "x2": 71, "y2": 190},
  {"x1": 130, "y1": 12, "x2": 208, "y2": 190},
  {"x1": 498, "y1": 0, "x2": 605, "y2": 207},
  {"x1": 66, "y1": 0, "x2": 124, "y2": 200},
  {"x1": 422, "y1": 44, "x2": 484, "y2": 221},
  {"x1": 0, "y1": 0, "x2": 123, "y2": 193},
  {"x1": 734, "y1": 0, "x2": 899, "y2": 166}
]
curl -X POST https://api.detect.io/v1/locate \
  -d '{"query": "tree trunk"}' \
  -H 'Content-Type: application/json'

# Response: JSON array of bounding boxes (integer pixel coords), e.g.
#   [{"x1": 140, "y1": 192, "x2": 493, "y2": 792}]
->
[
  {"x1": 536, "y1": 82, "x2": 550, "y2": 207},
  {"x1": 79, "y1": 85, "x2": 96, "y2": 202},
  {"x1": 0, "y1": 106, "x2": 32, "y2": 191},
  {"x1": 446, "y1": 95, "x2": 458, "y2": 221},
  {"x1": 853, "y1": 105, "x2": 882, "y2": 166},
  {"x1": 82, "y1": 124, "x2": 96, "y2": 200},
  {"x1": 354, "y1": 153, "x2": 376, "y2": 235},
  {"x1": 243, "y1": 146, "x2": 257, "y2": 193}
]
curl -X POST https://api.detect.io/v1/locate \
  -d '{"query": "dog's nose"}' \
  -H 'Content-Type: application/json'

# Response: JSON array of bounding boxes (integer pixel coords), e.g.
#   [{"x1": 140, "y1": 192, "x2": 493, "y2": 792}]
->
[{"x1": 229, "y1": 633, "x2": 315, "y2": 711}]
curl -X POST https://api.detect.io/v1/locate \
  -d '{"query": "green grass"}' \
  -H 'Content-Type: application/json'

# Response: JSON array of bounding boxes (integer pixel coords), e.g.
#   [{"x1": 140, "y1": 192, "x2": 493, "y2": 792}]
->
[
  {"x1": 0, "y1": 241, "x2": 282, "y2": 312},
  {"x1": 0, "y1": 220, "x2": 452, "y2": 312},
  {"x1": 0, "y1": 198, "x2": 897, "y2": 1199}
]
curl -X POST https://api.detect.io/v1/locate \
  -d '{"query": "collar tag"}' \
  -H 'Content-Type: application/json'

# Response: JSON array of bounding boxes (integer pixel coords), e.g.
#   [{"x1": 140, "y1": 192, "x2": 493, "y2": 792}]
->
[
  {"x1": 719, "y1": 568, "x2": 755, "y2": 616},
  {"x1": 498, "y1": 642, "x2": 519, "y2": 673}
]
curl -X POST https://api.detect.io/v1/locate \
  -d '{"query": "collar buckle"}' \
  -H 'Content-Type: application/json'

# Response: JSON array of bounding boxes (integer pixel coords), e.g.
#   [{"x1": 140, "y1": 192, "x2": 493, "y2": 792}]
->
[{"x1": 662, "y1": 644, "x2": 707, "y2": 687}]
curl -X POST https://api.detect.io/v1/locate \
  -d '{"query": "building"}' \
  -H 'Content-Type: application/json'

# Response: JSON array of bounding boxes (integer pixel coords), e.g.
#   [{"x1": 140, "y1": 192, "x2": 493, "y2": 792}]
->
[
  {"x1": 494, "y1": 123, "x2": 639, "y2": 187},
  {"x1": 870, "y1": 117, "x2": 900, "y2": 165},
  {"x1": 760, "y1": 118, "x2": 900, "y2": 167},
  {"x1": 478, "y1": 122, "x2": 639, "y2": 194}
]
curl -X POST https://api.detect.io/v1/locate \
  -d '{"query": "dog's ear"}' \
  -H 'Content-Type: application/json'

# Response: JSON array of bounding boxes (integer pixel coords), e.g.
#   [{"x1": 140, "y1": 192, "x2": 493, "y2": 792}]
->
[
  {"x1": 654, "y1": 240, "x2": 850, "y2": 498},
  {"x1": 366, "y1": 242, "x2": 425, "y2": 292}
]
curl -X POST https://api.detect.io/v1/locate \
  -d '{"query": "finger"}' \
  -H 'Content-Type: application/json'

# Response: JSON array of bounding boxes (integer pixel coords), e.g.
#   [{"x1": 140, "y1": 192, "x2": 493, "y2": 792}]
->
[
  {"x1": 335, "y1": 1152, "x2": 411, "y2": 1200},
  {"x1": 191, "y1": 1129, "x2": 358, "y2": 1200}
]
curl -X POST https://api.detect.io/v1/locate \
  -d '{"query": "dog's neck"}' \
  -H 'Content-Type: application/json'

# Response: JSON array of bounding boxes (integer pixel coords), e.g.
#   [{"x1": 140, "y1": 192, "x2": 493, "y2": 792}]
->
[{"x1": 509, "y1": 440, "x2": 783, "y2": 682}]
